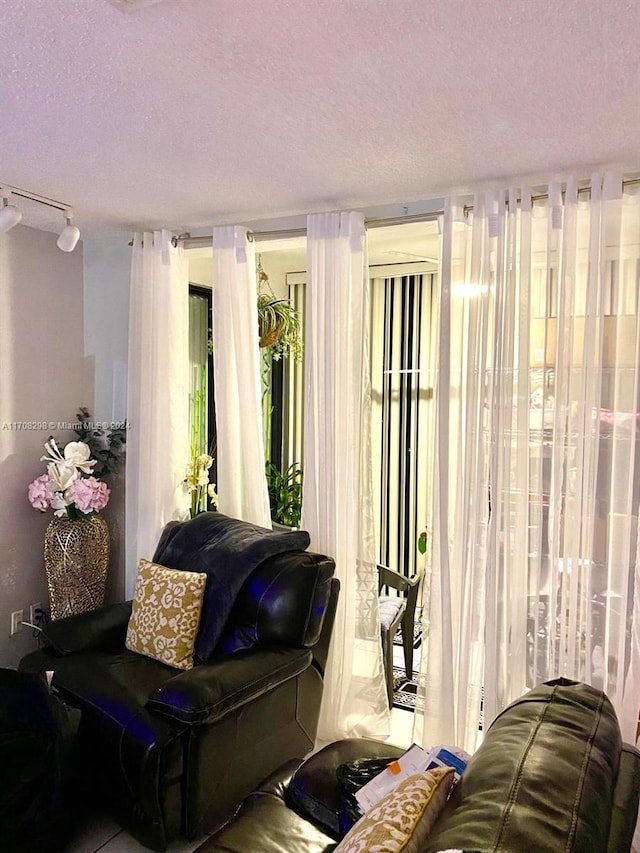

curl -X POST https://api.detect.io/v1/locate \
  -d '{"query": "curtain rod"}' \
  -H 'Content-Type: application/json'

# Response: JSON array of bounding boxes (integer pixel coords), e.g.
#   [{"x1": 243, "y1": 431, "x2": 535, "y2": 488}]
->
[
  {"x1": 172, "y1": 210, "x2": 443, "y2": 249},
  {"x1": 172, "y1": 177, "x2": 640, "y2": 249}
]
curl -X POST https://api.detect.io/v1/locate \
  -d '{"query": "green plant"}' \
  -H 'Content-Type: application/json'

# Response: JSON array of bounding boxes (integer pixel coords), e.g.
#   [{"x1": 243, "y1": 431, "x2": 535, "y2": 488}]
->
[
  {"x1": 185, "y1": 377, "x2": 217, "y2": 517},
  {"x1": 73, "y1": 407, "x2": 126, "y2": 477},
  {"x1": 209, "y1": 293, "x2": 302, "y2": 362},
  {"x1": 265, "y1": 461, "x2": 303, "y2": 527},
  {"x1": 418, "y1": 530, "x2": 427, "y2": 555},
  {"x1": 257, "y1": 292, "x2": 303, "y2": 362}
]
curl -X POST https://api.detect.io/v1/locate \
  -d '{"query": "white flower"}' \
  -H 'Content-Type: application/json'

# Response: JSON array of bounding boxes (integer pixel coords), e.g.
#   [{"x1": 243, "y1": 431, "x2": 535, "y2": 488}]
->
[
  {"x1": 41, "y1": 438, "x2": 65, "y2": 464},
  {"x1": 50, "y1": 492, "x2": 69, "y2": 517},
  {"x1": 62, "y1": 441, "x2": 96, "y2": 474},
  {"x1": 47, "y1": 461, "x2": 79, "y2": 492},
  {"x1": 42, "y1": 438, "x2": 96, "y2": 475},
  {"x1": 31, "y1": 437, "x2": 104, "y2": 520}
]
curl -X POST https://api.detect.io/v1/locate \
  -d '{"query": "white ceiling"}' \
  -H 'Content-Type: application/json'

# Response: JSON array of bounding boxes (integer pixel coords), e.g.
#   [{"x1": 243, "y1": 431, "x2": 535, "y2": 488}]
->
[{"x1": 2, "y1": 0, "x2": 639, "y2": 239}]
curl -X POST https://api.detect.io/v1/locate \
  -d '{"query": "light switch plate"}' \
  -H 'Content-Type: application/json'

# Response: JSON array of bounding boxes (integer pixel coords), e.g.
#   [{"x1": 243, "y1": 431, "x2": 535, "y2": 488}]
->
[{"x1": 10, "y1": 610, "x2": 23, "y2": 636}]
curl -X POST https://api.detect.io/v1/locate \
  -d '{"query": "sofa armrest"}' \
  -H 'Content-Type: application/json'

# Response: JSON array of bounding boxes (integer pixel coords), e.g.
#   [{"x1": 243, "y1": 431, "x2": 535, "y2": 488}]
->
[
  {"x1": 426, "y1": 679, "x2": 624, "y2": 853},
  {"x1": 148, "y1": 647, "x2": 312, "y2": 725},
  {"x1": 608, "y1": 742, "x2": 640, "y2": 853},
  {"x1": 41, "y1": 601, "x2": 132, "y2": 655}
]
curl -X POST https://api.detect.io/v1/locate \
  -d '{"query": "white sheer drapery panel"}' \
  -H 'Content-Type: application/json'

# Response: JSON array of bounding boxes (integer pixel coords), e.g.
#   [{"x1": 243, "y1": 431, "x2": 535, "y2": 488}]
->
[
  {"x1": 212, "y1": 226, "x2": 271, "y2": 528},
  {"x1": 415, "y1": 178, "x2": 640, "y2": 752},
  {"x1": 303, "y1": 211, "x2": 389, "y2": 740},
  {"x1": 125, "y1": 230, "x2": 190, "y2": 596},
  {"x1": 412, "y1": 199, "x2": 489, "y2": 752}
]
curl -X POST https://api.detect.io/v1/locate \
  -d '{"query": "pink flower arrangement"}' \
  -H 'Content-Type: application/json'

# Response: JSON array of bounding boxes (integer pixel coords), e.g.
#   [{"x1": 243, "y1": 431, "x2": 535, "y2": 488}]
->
[
  {"x1": 27, "y1": 474, "x2": 53, "y2": 512},
  {"x1": 28, "y1": 438, "x2": 111, "y2": 519},
  {"x1": 67, "y1": 477, "x2": 110, "y2": 514}
]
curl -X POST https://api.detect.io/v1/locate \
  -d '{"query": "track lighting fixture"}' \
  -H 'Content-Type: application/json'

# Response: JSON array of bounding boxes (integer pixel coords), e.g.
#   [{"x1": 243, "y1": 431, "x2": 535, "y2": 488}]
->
[
  {"x1": 0, "y1": 182, "x2": 81, "y2": 251},
  {"x1": 57, "y1": 210, "x2": 81, "y2": 252},
  {"x1": 0, "y1": 189, "x2": 23, "y2": 233}
]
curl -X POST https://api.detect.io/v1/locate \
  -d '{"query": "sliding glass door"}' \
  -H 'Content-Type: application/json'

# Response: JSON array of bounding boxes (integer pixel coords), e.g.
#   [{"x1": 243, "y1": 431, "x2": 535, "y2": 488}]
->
[
  {"x1": 285, "y1": 271, "x2": 436, "y2": 576},
  {"x1": 371, "y1": 274, "x2": 437, "y2": 578}
]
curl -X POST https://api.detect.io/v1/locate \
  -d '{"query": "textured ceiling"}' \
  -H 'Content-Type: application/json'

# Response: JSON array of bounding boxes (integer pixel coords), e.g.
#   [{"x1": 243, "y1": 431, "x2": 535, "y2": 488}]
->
[{"x1": 2, "y1": 0, "x2": 639, "y2": 238}]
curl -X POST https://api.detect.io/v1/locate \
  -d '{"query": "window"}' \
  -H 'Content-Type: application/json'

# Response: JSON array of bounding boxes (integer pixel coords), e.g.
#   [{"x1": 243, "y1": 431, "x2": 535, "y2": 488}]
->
[{"x1": 188, "y1": 285, "x2": 216, "y2": 504}]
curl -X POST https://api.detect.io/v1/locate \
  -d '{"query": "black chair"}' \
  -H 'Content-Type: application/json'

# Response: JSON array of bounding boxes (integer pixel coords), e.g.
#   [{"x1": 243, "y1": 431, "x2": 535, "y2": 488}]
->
[
  {"x1": 19, "y1": 513, "x2": 339, "y2": 851},
  {"x1": 377, "y1": 564, "x2": 423, "y2": 706}
]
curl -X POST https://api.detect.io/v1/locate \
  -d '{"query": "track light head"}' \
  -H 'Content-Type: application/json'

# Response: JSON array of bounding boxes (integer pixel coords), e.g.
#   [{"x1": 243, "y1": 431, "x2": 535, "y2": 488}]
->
[
  {"x1": 57, "y1": 210, "x2": 80, "y2": 252},
  {"x1": 0, "y1": 190, "x2": 23, "y2": 233}
]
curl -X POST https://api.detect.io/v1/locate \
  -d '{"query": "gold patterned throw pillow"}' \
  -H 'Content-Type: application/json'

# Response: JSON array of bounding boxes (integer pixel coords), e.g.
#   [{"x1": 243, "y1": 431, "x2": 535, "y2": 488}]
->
[
  {"x1": 125, "y1": 558, "x2": 206, "y2": 670},
  {"x1": 334, "y1": 767, "x2": 455, "y2": 853}
]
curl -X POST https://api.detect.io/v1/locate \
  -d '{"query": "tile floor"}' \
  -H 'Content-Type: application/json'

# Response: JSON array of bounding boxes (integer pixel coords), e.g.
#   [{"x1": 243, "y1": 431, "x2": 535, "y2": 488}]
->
[
  {"x1": 66, "y1": 642, "x2": 418, "y2": 852},
  {"x1": 66, "y1": 811, "x2": 210, "y2": 853}
]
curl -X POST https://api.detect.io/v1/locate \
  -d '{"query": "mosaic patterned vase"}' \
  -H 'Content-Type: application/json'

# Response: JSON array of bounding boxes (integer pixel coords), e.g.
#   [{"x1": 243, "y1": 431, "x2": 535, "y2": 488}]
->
[{"x1": 44, "y1": 515, "x2": 110, "y2": 620}]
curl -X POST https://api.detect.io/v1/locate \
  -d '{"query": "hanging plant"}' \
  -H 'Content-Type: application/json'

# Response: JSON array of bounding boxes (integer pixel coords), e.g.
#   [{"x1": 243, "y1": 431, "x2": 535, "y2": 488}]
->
[
  {"x1": 257, "y1": 292, "x2": 303, "y2": 362},
  {"x1": 256, "y1": 254, "x2": 302, "y2": 362},
  {"x1": 209, "y1": 258, "x2": 302, "y2": 361}
]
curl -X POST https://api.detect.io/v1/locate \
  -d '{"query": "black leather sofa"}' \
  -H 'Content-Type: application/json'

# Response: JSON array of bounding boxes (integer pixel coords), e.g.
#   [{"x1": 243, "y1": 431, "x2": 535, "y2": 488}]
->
[
  {"x1": 192, "y1": 679, "x2": 640, "y2": 853},
  {"x1": 20, "y1": 513, "x2": 339, "y2": 851}
]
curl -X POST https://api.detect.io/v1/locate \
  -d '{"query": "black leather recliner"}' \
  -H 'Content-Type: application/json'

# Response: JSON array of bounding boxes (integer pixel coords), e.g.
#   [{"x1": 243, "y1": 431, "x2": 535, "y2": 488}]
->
[
  {"x1": 0, "y1": 669, "x2": 80, "y2": 853},
  {"x1": 19, "y1": 513, "x2": 339, "y2": 851}
]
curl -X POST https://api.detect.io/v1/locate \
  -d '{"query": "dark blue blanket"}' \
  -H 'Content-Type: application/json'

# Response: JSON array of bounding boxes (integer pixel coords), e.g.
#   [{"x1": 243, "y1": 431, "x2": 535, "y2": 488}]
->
[{"x1": 152, "y1": 512, "x2": 310, "y2": 660}]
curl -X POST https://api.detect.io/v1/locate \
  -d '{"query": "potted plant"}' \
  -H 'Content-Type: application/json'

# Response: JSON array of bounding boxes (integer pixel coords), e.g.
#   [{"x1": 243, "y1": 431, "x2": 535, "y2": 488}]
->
[
  {"x1": 184, "y1": 452, "x2": 218, "y2": 518},
  {"x1": 265, "y1": 461, "x2": 303, "y2": 528},
  {"x1": 27, "y1": 409, "x2": 126, "y2": 620},
  {"x1": 256, "y1": 256, "x2": 303, "y2": 362},
  {"x1": 28, "y1": 437, "x2": 112, "y2": 619},
  {"x1": 257, "y1": 292, "x2": 303, "y2": 361}
]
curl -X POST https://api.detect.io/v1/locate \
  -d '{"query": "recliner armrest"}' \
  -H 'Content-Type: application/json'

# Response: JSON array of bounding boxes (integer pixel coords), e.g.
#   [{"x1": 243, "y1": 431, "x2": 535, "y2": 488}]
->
[
  {"x1": 148, "y1": 647, "x2": 312, "y2": 725},
  {"x1": 41, "y1": 601, "x2": 133, "y2": 655},
  {"x1": 608, "y1": 742, "x2": 640, "y2": 853}
]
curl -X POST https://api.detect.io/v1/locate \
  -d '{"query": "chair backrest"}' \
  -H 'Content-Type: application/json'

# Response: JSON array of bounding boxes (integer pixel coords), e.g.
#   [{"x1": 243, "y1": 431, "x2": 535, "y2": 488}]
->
[
  {"x1": 218, "y1": 550, "x2": 336, "y2": 656},
  {"x1": 152, "y1": 512, "x2": 313, "y2": 661},
  {"x1": 377, "y1": 563, "x2": 423, "y2": 602}
]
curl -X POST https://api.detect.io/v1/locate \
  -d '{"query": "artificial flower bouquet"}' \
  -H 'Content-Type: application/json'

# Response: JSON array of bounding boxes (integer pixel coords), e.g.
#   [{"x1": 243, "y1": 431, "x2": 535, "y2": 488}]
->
[{"x1": 28, "y1": 439, "x2": 110, "y2": 519}]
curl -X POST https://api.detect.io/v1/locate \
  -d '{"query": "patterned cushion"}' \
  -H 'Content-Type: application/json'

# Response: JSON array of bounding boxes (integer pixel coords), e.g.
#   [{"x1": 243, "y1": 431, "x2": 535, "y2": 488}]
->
[
  {"x1": 379, "y1": 595, "x2": 406, "y2": 631},
  {"x1": 125, "y1": 558, "x2": 206, "y2": 670},
  {"x1": 333, "y1": 767, "x2": 455, "y2": 853}
]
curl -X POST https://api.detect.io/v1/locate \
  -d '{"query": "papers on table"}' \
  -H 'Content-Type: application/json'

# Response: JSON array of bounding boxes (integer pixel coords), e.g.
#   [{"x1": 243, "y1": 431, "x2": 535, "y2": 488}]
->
[{"x1": 354, "y1": 743, "x2": 470, "y2": 813}]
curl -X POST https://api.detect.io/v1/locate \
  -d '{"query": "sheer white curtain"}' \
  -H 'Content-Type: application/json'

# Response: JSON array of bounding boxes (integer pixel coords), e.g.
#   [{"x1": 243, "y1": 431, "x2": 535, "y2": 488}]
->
[
  {"x1": 125, "y1": 230, "x2": 189, "y2": 596},
  {"x1": 212, "y1": 225, "x2": 271, "y2": 527},
  {"x1": 303, "y1": 211, "x2": 389, "y2": 740},
  {"x1": 415, "y1": 177, "x2": 640, "y2": 752}
]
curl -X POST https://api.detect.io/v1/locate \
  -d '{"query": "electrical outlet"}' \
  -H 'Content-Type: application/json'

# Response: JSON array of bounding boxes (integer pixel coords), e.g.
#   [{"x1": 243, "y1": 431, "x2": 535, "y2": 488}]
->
[
  {"x1": 30, "y1": 603, "x2": 42, "y2": 625},
  {"x1": 10, "y1": 610, "x2": 23, "y2": 636}
]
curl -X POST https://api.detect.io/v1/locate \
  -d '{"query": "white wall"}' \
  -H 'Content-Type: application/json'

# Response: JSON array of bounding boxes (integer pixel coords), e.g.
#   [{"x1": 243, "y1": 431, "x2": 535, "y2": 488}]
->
[
  {"x1": 188, "y1": 257, "x2": 212, "y2": 288},
  {"x1": 0, "y1": 227, "x2": 133, "y2": 667},
  {"x1": 0, "y1": 224, "x2": 90, "y2": 667}
]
